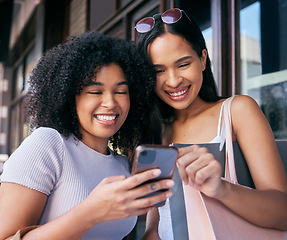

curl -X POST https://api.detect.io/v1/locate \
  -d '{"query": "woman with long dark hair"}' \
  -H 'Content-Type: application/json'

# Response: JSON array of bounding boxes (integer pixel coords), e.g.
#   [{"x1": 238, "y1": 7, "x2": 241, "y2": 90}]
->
[{"x1": 136, "y1": 8, "x2": 287, "y2": 239}]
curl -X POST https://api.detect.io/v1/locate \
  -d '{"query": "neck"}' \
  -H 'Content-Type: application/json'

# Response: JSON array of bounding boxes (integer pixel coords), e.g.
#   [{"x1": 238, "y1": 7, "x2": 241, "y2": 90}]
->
[
  {"x1": 81, "y1": 136, "x2": 110, "y2": 155},
  {"x1": 175, "y1": 97, "x2": 211, "y2": 123}
]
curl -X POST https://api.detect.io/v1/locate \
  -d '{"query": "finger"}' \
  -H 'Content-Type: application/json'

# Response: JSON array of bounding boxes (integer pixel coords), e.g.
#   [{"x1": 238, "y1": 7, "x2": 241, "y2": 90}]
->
[
  {"x1": 176, "y1": 146, "x2": 211, "y2": 184},
  {"x1": 125, "y1": 169, "x2": 162, "y2": 190},
  {"x1": 177, "y1": 145, "x2": 211, "y2": 161},
  {"x1": 194, "y1": 160, "x2": 222, "y2": 186},
  {"x1": 99, "y1": 175, "x2": 127, "y2": 185},
  {"x1": 177, "y1": 144, "x2": 201, "y2": 158},
  {"x1": 185, "y1": 152, "x2": 215, "y2": 185},
  {"x1": 177, "y1": 145, "x2": 209, "y2": 168},
  {"x1": 128, "y1": 179, "x2": 174, "y2": 200},
  {"x1": 109, "y1": 188, "x2": 172, "y2": 219},
  {"x1": 176, "y1": 146, "x2": 198, "y2": 183},
  {"x1": 134, "y1": 189, "x2": 173, "y2": 209}
]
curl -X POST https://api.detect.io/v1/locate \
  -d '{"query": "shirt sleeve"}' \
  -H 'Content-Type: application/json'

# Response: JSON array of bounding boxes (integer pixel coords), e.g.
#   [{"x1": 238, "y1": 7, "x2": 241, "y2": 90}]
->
[{"x1": 1, "y1": 127, "x2": 64, "y2": 195}]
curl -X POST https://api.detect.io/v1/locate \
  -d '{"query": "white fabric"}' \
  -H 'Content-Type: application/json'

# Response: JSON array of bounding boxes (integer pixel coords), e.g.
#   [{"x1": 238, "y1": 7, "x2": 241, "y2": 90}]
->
[
  {"x1": 158, "y1": 99, "x2": 230, "y2": 240},
  {"x1": 209, "y1": 100, "x2": 226, "y2": 151},
  {"x1": 1, "y1": 127, "x2": 137, "y2": 240}
]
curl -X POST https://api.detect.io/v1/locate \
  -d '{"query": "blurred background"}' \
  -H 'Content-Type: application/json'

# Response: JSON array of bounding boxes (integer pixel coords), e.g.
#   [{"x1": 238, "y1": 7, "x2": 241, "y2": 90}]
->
[{"x1": 0, "y1": 0, "x2": 286, "y2": 238}]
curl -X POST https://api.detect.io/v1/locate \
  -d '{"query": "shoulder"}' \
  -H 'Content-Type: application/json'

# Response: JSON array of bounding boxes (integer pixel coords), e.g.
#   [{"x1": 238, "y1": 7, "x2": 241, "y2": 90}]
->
[
  {"x1": 229, "y1": 95, "x2": 263, "y2": 122},
  {"x1": 230, "y1": 95, "x2": 259, "y2": 112},
  {"x1": 8, "y1": 127, "x2": 65, "y2": 166},
  {"x1": 26, "y1": 127, "x2": 64, "y2": 148},
  {"x1": 30, "y1": 127, "x2": 63, "y2": 140},
  {"x1": 228, "y1": 95, "x2": 269, "y2": 136},
  {"x1": 2, "y1": 128, "x2": 65, "y2": 194}
]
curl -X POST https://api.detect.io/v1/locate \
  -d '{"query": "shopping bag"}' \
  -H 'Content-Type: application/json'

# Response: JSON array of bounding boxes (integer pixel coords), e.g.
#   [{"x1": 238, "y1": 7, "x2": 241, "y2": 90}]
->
[{"x1": 170, "y1": 97, "x2": 287, "y2": 240}]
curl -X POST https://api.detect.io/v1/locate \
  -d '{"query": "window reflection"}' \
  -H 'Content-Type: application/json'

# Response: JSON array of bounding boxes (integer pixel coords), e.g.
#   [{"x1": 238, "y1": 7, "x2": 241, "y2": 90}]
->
[
  {"x1": 240, "y1": 0, "x2": 287, "y2": 139},
  {"x1": 203, "y1": 27, "x2": 213, "y2": 62}
]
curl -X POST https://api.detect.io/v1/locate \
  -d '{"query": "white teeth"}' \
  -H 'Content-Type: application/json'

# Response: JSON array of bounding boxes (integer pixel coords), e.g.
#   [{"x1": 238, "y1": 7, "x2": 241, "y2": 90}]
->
[
  {"x1": 168, "y1": 88, "x2": 188, "y2": 97},
  {"x1": 96, "y1": 115, "x2": 116, "y2": 121}
]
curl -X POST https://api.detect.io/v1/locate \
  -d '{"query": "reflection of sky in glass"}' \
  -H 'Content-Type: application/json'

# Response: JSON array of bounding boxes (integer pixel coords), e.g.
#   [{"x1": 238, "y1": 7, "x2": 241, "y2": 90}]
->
[
  {"x1": 240, "y1": 2, "x2": 261, "y2": 41},
  {"x1": 202, "y1": 2, "x2": 260, "y2": 41},
  {"x1": 203, "y1": 27, "x2": 212, "y2": 41}
]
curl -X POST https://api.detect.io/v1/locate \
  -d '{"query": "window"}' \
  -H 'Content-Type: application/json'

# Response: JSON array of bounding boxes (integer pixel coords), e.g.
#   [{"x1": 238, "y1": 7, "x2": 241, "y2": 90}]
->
[
  {"x1": 9, "y1": 46, "x2": 36, "y2": 154},
  {"x1": 240, "y1": 0, "x2": 287, "y2": 138},
  {"x1": 14, "y1": 64, "x2": 24, "y2": 98}
]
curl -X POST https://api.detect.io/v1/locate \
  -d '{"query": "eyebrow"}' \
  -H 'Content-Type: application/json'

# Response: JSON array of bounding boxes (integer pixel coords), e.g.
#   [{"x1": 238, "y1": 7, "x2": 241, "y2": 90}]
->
[
  {"x1": 88, "y1": 81, "x2": 129, "y2": 86},
  {"x1": 117, "y1": 81, "x2": 129, "y2": 86},
  {"x1": 175, "y1": 56, "x2": 193, "y2": 64},
  {"x1": 153, "y1": 56, "x2": 193, "y2": 67}
]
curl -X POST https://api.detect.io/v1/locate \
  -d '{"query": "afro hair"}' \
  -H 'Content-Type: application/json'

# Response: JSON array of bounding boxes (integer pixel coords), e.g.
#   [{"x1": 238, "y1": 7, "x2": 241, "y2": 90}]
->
[{"x1": 26, "y1": 31, "x2": 156, "y2": 159}]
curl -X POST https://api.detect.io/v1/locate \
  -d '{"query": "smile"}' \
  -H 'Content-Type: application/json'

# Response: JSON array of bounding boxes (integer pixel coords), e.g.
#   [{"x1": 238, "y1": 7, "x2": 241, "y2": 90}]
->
[
  {"x1": 165, "y1": 85, "x2": 191, "y2": 98},
  {"x1": 95, "y1": 114, "x2": 117, "y2": 121}
]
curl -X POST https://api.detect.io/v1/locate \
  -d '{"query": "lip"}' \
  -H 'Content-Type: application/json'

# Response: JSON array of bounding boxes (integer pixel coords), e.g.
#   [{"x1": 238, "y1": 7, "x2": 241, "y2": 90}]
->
[
  {"x1": 164, "y1": 85, "x2": 191, "y2": 101},
  {"x1": 94, "y1": 113, "x2": 119, "y2": 126}
]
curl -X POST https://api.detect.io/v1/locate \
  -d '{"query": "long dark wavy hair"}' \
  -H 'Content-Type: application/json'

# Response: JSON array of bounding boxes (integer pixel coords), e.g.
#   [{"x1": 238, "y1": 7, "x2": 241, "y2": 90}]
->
[
  {"x1": 136, "y1": 11, "x2": 221, "y2": 143},
  {"x1": 26, "y1": 31, "x2": 156, "y2": 159}
]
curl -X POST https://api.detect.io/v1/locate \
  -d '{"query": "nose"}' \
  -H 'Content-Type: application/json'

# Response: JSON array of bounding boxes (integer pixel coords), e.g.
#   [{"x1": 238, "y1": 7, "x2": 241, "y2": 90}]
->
[
  {"x1": 102, "y1": 93, "x2": 117, "y2": 109},
  {"x1": 165, "y1": 69, "x2": 182, "y2": 88}
]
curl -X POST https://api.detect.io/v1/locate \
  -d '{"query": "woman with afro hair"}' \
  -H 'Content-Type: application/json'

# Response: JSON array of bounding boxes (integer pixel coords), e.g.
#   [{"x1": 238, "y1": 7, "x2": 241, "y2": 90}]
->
[{"x1": 0, "y1": 32, "x2": 174, "y2": 240}]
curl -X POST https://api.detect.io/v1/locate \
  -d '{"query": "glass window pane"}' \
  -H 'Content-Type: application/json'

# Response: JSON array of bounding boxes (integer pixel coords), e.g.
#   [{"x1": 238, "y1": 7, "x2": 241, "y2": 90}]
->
[
  {"x1": 24, "y1": 47, "x2": 36, "y2": 92},
  {"x1": 240, "y1": 1, "x2": 261, "y2": 85},
  {"x1": 10, "y1": 105, "x2": 20, "y2": 153},
  {"x1": 14, "y1": 64, "x2": 24, "y2": 98},
  {"x1": 203, "y1": 27, "x2": 213, "y2": 63},
  {"x1": 240, "y1": 0, "x2": 287, "y2": 139}
]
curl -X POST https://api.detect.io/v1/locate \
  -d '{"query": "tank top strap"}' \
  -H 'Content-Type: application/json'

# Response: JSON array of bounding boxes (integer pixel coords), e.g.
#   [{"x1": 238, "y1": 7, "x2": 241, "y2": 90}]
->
[
  {"x1": 217, "y1": 100, "x2": 225, "y2": 136},
  {"x1": 217, "y1": 96, "x2": 237, "y2": 151}
]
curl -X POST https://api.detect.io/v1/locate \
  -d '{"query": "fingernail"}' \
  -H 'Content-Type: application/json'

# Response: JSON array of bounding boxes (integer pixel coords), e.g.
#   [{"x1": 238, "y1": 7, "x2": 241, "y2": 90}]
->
[
  {"x1": 166, "y1": 180, "x2": 174, "y2": 187},
  {"x1": 166, "y1": 191, "x2": 173, "y2": 198},
  {"x1": 153, "y1": 169, "x2": 161, "y2": 176}
]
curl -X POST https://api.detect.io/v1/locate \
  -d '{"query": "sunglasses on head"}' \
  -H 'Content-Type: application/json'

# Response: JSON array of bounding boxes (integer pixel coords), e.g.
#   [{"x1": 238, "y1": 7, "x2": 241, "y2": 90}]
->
[{"x1": 135, "y1": 8, "x2": 191, "y2": 34}]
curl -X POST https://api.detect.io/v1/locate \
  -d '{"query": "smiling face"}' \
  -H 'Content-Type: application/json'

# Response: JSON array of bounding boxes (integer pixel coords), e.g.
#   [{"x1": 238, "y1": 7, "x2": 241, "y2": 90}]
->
[
  {"x1": 148, "y1": 33, "x2": 207, "y2": 110},
  {"x1": 75, "y1": 63, "x2": 130, "y2": 152}
]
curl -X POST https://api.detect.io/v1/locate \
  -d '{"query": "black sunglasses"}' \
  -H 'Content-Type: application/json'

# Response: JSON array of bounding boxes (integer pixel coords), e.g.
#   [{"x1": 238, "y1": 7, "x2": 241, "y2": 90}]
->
[{"x1": 135, "y1": 8, "x2": 191, "y2": 33}]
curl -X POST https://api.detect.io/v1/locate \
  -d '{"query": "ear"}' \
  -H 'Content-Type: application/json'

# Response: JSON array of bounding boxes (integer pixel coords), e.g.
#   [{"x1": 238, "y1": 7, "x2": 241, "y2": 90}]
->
[{"x1": 201, "y1": 49, "x2": 207, "y2": 71}]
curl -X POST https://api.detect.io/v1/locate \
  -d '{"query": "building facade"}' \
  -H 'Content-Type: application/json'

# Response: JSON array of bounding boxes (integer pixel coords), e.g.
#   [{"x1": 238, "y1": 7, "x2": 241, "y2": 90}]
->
[{"x1": 0, "y1": 0, "x2": 286, "y2": 238}]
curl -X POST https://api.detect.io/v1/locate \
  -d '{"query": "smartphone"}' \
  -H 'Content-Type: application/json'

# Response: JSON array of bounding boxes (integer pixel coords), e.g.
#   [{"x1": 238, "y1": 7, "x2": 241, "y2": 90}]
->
[{"x1": 132, "y1": 145, "x2": 178, "y2": 206}]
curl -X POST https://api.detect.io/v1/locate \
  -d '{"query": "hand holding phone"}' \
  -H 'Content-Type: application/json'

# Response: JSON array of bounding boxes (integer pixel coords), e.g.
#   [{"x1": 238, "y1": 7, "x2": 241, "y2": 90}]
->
[{"x1": 132, "y1": 145, "x2": 178, "y2": 206}]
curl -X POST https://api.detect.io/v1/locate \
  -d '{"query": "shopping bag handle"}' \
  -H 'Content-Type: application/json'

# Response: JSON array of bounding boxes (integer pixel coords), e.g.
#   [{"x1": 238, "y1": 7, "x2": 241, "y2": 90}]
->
[{"x1": 223, "y1": 96, "x2": 238, "y2": 184}]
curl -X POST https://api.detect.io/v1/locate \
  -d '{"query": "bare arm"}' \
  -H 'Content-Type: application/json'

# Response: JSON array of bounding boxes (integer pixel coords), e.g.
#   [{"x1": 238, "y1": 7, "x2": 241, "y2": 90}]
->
[
  {"x1": 220, "y1": 95, "x2": 287, "y2": 229},
  {"x1": 177, "y1": 95, "x2": 287, "y2": 230},
  {"x1": 142, "y1": 208, "x2": 160, "y2": 240},
  {"x1": 0, "y1": 169, "x2": 173, "y2": 240},
  {"x1": 0, "y1": 183, "x2": 47, "y2": 239}
]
